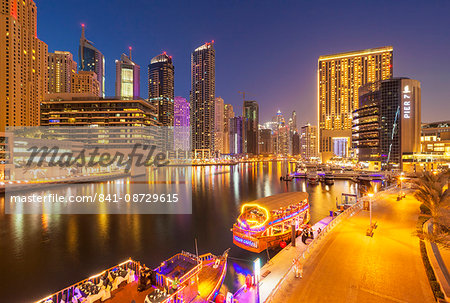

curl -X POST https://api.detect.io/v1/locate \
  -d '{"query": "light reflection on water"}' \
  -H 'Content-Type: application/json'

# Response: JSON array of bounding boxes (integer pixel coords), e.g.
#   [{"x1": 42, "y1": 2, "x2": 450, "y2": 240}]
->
[{"x1": 0, "y1": 161, "x2": 380, "y2": 302}]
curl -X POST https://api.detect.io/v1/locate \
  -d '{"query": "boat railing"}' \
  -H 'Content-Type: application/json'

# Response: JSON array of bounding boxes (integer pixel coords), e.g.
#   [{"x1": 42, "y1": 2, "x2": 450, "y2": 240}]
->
[
  {"x1": 35, "y1": 258, "x2": 140, "y2": 303},
  {"x1": 154, "y1": 252, "x2": 202, "y2": 286}
]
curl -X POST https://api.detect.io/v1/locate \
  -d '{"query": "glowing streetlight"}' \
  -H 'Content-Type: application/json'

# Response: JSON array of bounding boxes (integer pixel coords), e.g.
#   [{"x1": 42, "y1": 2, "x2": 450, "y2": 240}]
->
[
  {"x1": 254, "y1": 258, "x2": 261, "y2": 303},
  {"x1": 368, "y1": 193, "x2": 374, "y2": 228}
]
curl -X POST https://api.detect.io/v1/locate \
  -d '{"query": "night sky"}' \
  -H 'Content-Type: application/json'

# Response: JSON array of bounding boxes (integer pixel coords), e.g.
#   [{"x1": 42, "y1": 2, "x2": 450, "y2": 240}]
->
[{"x1": 36, "y1": 0, "x2": 450, "y2": 125}]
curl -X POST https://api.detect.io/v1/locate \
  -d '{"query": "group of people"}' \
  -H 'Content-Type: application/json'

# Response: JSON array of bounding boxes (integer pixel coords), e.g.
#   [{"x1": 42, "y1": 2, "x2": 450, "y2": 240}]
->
[{"x1": 300, "y1": 225, "x2": 323, "y2": 244}]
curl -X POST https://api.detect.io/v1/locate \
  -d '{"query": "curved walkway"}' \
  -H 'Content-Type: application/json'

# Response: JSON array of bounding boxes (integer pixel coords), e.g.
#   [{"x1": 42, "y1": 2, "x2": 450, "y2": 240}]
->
[{"x1": 270, "y1": 190, "x2": 435, "y2": 303}]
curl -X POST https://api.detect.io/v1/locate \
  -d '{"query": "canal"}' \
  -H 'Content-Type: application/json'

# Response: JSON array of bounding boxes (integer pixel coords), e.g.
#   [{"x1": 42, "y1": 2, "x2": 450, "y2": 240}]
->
[{"x1": 0, "y1": 161, "x2": 371, "y2": 302}]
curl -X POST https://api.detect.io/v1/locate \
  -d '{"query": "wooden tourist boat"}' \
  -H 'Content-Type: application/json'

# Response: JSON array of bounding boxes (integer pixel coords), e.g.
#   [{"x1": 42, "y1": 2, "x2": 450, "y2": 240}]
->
[
  {"x1": 35, "y1": 250, "x2": 228, "y2": 303},
  {"x1": 232, "y1": 192, "x2": 310, "y2": 253}
]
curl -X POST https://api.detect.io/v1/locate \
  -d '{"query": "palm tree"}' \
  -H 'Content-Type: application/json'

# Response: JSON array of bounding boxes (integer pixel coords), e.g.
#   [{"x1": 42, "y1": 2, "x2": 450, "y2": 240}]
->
[{"x1": 412, "y1": 170, "x2": 450, "y2": 249}]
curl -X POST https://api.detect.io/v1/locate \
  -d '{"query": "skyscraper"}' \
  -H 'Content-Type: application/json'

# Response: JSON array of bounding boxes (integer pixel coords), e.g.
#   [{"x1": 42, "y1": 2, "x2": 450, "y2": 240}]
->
[
  {"x1": 79, "y1": 24, "x2": 105, "y2": 97},
  {"x1": 243, "y1": 100, "x2": 259, "y2": 155},
  {"x1": 301, "y1": 124, "x2": 318, "y2": 160},
  {"x1": 353, "y1": 78, "x2": 421, "y2": 170},
  {"x1": 48, "y1": 51, "x2": 77, "y2": 93},
  {"x1": 259, "y1": 128, "x2": 273, "y2": 155},
  {"x1": 230, "y1": 116, "x2": 243, "y2": 154},
  {"x1": 174, "y1": 96, "x2": 190, "y2": 151},
  {"x1": 190, "y1": 41, "x2": 215, "y2": 153},
  {"x1": 223, "y1": 104, "x2": 235, "y2": 154},
  {"x1": 292, "y1": 131, "x2": 300, "y2": 156},
  {"x1": 215, "y1": 97, "x2": 225, "y2": 154},
  {"x1": 0, "y1": 0, "x2": 48, "y2": 132},
  {"x1": 318, "y1": 46, "x2": 393, "y2": 161},
  {"x1": 149, "y1": 52, "x2": 174, "y2": 126},
  {"x1": 115, "y1": 50, "x2": 140, "y2": 99}
]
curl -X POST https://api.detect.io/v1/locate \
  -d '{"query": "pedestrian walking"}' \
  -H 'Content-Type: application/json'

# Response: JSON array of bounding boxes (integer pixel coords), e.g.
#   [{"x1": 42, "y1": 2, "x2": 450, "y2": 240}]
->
[
  {"x1": 309, "y1": 228, "x2": 314, "y2": 239},
  {"x1": 317, "y1": 227, "x2": 322, "y2": 234}
]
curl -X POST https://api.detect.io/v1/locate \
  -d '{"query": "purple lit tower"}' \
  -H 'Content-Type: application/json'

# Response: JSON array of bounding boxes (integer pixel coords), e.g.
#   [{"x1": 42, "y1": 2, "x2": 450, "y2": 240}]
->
[{"x1": 174, "y1": 96, "x2": 190, "y2": 151}]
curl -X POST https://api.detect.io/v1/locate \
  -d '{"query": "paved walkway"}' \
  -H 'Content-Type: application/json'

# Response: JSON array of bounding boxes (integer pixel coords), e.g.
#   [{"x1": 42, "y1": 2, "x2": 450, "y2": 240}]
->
[
  {"x1": 234, "y1": 217, "x2": 333, "y2": 302},
  {"x1": 270, "y1": 189, "x2": 435, "y2": 303}
]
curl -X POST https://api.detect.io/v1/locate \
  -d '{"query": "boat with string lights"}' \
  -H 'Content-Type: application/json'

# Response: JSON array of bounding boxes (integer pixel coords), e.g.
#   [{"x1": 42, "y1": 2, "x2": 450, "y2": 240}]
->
[
  {"x1": 34, "y1": 250, "x2": 228, "y2": 303},
  {"x1": 232, "y1": 192, "x2": 310, "y2": 253}
]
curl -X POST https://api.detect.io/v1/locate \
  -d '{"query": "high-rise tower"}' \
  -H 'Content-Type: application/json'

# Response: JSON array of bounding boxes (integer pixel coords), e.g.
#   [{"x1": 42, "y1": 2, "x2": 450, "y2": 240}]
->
[
  {"x1": 243, "y1": 100, "x2": 259, "y2": 155},
  {"x1": 0, "y1": 0, "x2": 48, "y2": 131},
  {"x1": 149, "y1": 52, "x2": 174, "y2": 126},
  {"x1": 190, "y1": 41, "x2": 215, "y2": 153},
  {"x1": 115, "y1": 49, "x2": 140, "y2": 99},
  {"x1": 318, "y1": 46, "x2": 393, "y2": 161},
  {"x1": 48, "y1": 51, "x2": 77, "y2": 94},
  {"x1": 79, "y1": 24, "x2": 105, "y2": 97}
]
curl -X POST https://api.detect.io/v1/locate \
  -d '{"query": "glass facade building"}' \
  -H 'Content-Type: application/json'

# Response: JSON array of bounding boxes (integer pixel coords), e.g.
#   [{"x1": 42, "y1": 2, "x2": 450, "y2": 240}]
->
[
  {"x1": 115, "y1": 52, "x2": 140, "y2": 99},
  {"x1": 353, "y1": 78, "x2": 421, "y2": 170},
  {"x1": 79, "y1": 25, "x2": 105, "y2": 97}
]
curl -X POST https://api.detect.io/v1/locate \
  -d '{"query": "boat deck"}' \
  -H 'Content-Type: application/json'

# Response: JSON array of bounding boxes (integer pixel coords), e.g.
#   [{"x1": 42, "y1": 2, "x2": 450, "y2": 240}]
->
[
  {"x1": 104, "y1": 280, "x2": 153, "y2": 302},
  {"x1": 193, "y1": 259, "x2": 226, "y2": 302},
  {"x1": 100, "y1": 258, "x2": 225, "y2": 303}
]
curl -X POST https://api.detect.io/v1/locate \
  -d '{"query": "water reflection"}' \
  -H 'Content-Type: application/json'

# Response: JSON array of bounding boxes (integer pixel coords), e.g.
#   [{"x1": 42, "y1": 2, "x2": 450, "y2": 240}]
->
[{"x1": 0, "y1": 161, "x2": 376, "y2": 302}]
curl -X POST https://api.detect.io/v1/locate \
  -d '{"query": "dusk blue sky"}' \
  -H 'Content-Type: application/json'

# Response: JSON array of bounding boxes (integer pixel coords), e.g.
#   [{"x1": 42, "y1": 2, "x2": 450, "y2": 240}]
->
[{"x1": 37, "y1": 0, "x2": 450, "y2": 125}]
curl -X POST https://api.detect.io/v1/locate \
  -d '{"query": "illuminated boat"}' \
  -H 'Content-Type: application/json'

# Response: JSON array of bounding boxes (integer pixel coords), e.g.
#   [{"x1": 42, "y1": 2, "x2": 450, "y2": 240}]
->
[
  {"x1": 307, "y1": 171, "x2": 319, "y2": 184},
  {"x1": 34, "y1": 250, "x2": 228, "y2": 303},
  {"x1": 232, "y1": 192, "x2": 310, "y2": 253}
]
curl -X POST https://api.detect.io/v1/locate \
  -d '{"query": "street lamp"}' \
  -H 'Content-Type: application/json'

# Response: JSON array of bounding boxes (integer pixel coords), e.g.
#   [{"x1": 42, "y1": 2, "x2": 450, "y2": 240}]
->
[
  {"x1": 368, "y1": 193, "x2": 374, "y2": 228},
  {"x1": 254, "y1": 258, "x2": 261, "y2": 303}
]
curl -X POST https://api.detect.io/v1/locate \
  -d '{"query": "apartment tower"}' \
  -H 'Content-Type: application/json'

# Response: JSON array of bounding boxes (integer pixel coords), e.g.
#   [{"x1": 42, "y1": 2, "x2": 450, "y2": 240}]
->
[
  {"x1": 0, "y1": 0, "x2": 48, "y2": 131},
  {"x1": 190, "y1": 41, "x2": 215, "y2": 153},
  {"x1": 318, "y1": 46, "x2": 393, "y2": 161},
  {"x1": 148, "y1": 52, "x2": 174, "y2": 126},
  {"x1": 48, "y1": 51, "x2": 77, "y2": 94}
]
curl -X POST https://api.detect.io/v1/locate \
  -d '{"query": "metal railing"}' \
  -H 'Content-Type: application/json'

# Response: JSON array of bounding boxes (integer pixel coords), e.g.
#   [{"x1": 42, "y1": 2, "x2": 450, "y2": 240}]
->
[{"x1": 35, "y1": 258, "x2": 139, "y2": 303}]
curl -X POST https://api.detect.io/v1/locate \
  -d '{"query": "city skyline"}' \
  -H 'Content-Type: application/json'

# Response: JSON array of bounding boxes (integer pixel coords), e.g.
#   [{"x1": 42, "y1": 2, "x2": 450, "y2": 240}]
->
[{"x1": 36, "y1": 0, "x2": 450, "y2": 125}]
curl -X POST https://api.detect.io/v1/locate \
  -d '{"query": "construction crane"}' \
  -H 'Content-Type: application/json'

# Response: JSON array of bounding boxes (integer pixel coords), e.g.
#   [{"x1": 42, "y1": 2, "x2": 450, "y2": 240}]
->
[{"x1": 238, "y1": 91, "x2": 254, "y2": 103}]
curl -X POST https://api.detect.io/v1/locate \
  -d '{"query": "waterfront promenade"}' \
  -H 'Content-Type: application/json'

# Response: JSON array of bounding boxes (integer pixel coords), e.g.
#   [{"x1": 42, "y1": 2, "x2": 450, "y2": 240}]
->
[
  {"x1": 269, "y1": 189, "x2": 436, "y2": 303},
  {"x1": 234, "y1": 216, "x2": 333, "y2": 302}
]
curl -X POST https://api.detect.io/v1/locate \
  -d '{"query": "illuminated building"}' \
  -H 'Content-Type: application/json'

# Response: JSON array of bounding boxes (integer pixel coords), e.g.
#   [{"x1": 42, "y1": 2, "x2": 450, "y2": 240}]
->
[
  {"x1": 352, "y1": 78, "x2": 421, "y2": 171},
  {"x1": 215, "y1": 97, "x2": 225, "y2": 154},
  {"x1": 115, "y1": 50, "x2": 140, "y2": 99},
  {"x1": 191, "y1": 41, "x2": 215, "y2": 153},
  {"x1": 318, "y1": 46, "x2": 393, "y2": 161},
  {"x1": 259, "y1": 128, "x2": 273, "y2": 155},
  {"x1": 292, "y1": 131, "x2": 300, "y2": 156},
  {"x1": 48, "y1": 51, "x2": 77, "y2": 93},
  {"x1": 148, "y1": 52, "x2": 174, "y2": 126},
  {"x1": 79, "y1": 24, "x2": 105, "y2": 97},
  {"x1": 0, "y1": 0, "x2": 48, "y2": 132},
  {"x1": 421, "y1": 121, "x2": 450, "y2": 153},
  {"x1": 41, "y1": 96, "x2": 160, "y2": 148},
  {"x1": 276, "y1": 126, "x2": 290, "y2": 156},
  {"x1": 300, "y1": 124, "x2": 318, "y2": 160},
  {"x1": 174, "y1": 96, "x2": 190, "y2": 151},
  {"x1": 408, "y1": 121, "x2": 450, "y2": 171},
  {"x1": 243, "y1": 100, "x2": 259, "y2": 155},
  {"x1": 223, "y1": 104, "x2": 235, "y2": 154},
  {"x1": 71, "y1": 71, "x2": 100, "y2": 96},
  {"x1": 230, "y1": 116, "x2": 243, "y2": 155}
]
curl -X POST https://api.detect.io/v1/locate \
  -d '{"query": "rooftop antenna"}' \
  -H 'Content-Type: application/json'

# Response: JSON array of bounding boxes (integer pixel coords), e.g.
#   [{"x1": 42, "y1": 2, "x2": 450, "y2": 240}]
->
[
  {"x1": 81, "y1": 23, "x2": 85, "y2": 39},
  {"x1": 129, "y1": 46, "x2": 132, "y2": 60}
]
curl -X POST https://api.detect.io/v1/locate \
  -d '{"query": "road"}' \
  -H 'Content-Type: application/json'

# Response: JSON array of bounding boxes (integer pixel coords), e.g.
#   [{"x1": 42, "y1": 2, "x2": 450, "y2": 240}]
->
[{"x1": 271, "y1": 189, "x2": 435, "y2": 303}]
